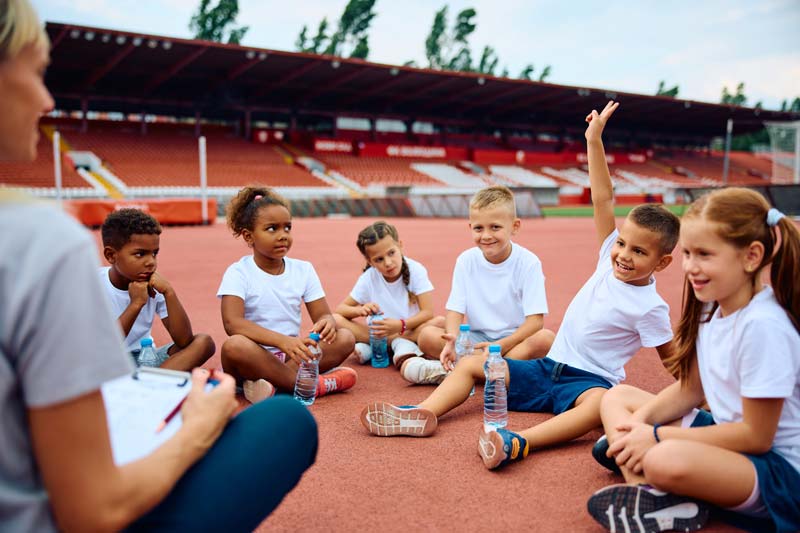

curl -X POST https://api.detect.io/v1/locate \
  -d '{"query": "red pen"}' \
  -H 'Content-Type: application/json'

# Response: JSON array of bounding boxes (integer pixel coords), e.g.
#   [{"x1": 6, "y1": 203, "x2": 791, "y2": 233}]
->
[{"x1": 156, "y1": 378, "x2": 220, "y2": 433}]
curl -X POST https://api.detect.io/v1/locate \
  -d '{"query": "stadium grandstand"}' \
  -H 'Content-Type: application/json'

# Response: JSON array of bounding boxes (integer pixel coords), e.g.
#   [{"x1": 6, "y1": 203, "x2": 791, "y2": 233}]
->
[{"x1": 2, "y1": 22, "x2": 799, "y2": 224}]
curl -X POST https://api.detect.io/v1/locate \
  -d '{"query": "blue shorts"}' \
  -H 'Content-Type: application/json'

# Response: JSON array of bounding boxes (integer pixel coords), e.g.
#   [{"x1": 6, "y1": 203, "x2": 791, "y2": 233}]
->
[
  {"x1": 506, "y1": 357, "x2": 612, "y2": 414},
  {"x1": 691, "y1": 410, "x2": 800, "y2": 533}
]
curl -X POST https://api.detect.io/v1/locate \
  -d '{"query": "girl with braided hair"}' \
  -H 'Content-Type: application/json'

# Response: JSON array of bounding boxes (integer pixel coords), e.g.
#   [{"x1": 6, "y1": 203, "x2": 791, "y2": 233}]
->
[{"x1": 334, "y1": 221, "x2": 445, "y2": 384}]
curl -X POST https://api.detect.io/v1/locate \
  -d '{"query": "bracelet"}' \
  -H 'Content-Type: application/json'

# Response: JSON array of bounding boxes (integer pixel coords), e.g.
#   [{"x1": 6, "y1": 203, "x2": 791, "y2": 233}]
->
[
  {"x1": 653, "y1": 423, "x2": 662, "y2": 443},
  {"x1": 400, "y1": 319, "x2": 406, "y2": 334}
]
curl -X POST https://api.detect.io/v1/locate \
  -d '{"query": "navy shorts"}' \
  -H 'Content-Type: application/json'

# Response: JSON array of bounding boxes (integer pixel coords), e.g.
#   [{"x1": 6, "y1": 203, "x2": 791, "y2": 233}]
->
[
  {"x1": 506, "y1": 357, "x2": 612, "y2": 415},
  {"x1": 692, "y1": 409, "x2": 800, "y2": 533}
]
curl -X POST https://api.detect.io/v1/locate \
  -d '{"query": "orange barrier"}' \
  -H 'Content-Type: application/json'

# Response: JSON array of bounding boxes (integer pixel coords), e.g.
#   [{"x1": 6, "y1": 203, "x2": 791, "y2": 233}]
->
[{"x1": 66, "y1": 198, "x2": 217, "y2": 226}]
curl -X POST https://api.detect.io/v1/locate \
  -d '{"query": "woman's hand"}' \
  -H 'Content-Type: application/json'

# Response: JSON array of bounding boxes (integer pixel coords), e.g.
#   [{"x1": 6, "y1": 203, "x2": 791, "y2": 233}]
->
[
  {"x1": 607, "y1": 421, "x2": 658, "y2": 474},
  {"x1": 179, "y1": 369, "x2": 237, "y2": 453}
]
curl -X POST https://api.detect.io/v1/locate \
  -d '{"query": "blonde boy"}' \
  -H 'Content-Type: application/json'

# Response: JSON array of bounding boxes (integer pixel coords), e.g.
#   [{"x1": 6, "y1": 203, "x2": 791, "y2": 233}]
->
[
  {"x1": 395, "y1": 185, "x2": 549, "y2": 384},
  {"x1": 361, "y1": 103, "x2": 681, "y2": 473}
]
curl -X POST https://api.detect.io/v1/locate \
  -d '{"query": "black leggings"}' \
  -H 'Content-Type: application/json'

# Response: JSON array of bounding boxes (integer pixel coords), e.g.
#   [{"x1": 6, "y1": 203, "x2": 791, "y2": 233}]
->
[{"x1": 128, "y1": 395, "x2": 317, "y2": 532}]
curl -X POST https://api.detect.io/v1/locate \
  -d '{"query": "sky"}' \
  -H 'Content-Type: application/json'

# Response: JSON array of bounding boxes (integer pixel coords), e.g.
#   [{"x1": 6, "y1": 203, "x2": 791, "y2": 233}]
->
[{"x1": 33, "y1": 0, "x2": 800, "y2": 111}]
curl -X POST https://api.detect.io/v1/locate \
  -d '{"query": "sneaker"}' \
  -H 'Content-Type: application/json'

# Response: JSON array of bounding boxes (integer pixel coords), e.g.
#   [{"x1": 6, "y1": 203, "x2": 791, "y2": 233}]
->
[
  {"x1": 360, "y1": 402, "x2": 438, "y2": 437},
  {"x1": 479, "y1": 428, "x2": 529, "y2": 470},
  {"x1": 391, "y1": 338, "x2": 423, "y2": 366},
  {"x1": 316, "y1": 366, "x2": 357, "y2": 397},
  {"x1": 592, "y1": 434, "x2": 622, "y2": 475},
  {"x1": 401, "y1": 357, "x2": 447, "y2": 385},
  {"x1": 587, "y1": 484, "x2": 710, "y2": 532},
  {"x1": 354, "y1": 342, "x2": 372, "y2": 364},
  {"x1": 242, "y1": 379, "x2": 275, "y2": 404}
]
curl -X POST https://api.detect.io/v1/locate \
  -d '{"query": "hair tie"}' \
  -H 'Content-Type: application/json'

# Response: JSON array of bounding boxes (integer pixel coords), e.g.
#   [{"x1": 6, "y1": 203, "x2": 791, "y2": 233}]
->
[
  {"x1": 766, "y1": 208, "x2": 785, "y2": 227},
  {"x1": 253, "y1": 194, "x2": 263, "y2": 201}
]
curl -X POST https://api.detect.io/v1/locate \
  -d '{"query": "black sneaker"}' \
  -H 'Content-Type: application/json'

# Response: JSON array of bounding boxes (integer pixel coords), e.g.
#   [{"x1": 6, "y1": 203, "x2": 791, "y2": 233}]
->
[
  {"x1": 587, "y1": 484, "x2": 709, "y2": 532},
  {"x1": 592, "y1": 434, "x2": 622, "y2": 475}
]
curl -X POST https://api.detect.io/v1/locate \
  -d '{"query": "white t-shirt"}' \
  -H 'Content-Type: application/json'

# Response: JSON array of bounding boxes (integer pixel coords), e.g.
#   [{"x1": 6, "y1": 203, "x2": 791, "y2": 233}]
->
[
  {"x1": 350, "y1": 257, "x2": 433, "y2": 320},
  {"x1": 697, "y1": 286, "x2": 800, "y2": 474},
  {"x1": 99, "y1": 267, "x2": 168, "y2": 352},
  {"x1": 1, "y1": 202, "x2": 133, "y2": 533},
  {"x1": 548, "y1": 229, "x2": 673, "y2": 385},
  {"x1": 217, "y1": 256, "x2": 325, "y2": 346},
  {"x1": 445, "y1": 243, "x2": 548, "y2": 340}
]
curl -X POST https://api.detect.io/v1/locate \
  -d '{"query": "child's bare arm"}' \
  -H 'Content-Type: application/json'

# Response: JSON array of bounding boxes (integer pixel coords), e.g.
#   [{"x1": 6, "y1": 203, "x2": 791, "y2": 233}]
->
[
  {"x1": 151, "y1": 272, "x2": 194, "y2": 348},
  {"x1": 335, "y1": 295, "x2": 380, "y2": 319},
  {"x1": 404, "y1": 291, "x2": 435, "y2": 331},
  {"x1": 585, "y1": 100, "x2": 619, "y2": 245},
  {"x1": 474, "y1": 314, "x2": 544, "y2": 355},
  {"x1": 118, "y1": 281, "x2": 149, "y2": 337},
  {"x1": 439, "y1": 310, "x2": 464, "y2": 370},
  {"x1": 305, "y1": 297, "x2": 337, "y2": 344}
]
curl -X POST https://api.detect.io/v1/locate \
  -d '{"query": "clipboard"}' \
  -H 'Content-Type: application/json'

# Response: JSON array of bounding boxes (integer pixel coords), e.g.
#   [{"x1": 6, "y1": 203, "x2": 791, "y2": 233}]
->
[{"x1": 101, "y1": 367, "x2": 192, "y2": 466}]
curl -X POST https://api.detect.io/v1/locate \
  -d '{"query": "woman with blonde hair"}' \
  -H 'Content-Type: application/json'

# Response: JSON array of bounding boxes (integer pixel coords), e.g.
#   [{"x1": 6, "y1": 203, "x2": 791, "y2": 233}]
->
[{"x1": 0, "y1": 1, "x2": 316, "y2": 530}]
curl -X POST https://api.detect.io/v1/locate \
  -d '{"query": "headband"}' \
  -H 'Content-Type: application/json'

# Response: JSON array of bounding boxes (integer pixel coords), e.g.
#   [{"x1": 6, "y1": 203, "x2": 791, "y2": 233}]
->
[{"x1": 766, "y1": 208, "x2": 785, "y2": 227}]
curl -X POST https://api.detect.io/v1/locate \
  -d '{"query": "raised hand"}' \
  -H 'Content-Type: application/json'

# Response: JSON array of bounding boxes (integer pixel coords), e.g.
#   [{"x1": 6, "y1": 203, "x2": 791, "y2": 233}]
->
[{"x1": 585, "y1": 100, "x2": 619, "y2": 142}]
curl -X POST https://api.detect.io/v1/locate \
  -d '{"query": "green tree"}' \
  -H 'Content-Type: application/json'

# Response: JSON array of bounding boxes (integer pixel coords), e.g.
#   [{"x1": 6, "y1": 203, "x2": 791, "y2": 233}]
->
[
  {"x1": 424, "y1": 6, "x2": 477, "y2": 72},
  {"x1": 477, "y1": 45, "x2": 499, "y2": 75},
  {"x1": 189, "y1": 0, "x2": 249, "y2": 44},
  {"x1": 721, "y1": 82, "x2": 747, "y2": 106},
  {"x1": 656, "y1": 80, "x2": 679, "y2": 98},
  {"x1": 781, "y1": 97, "x2": 800, "y2": 113},
  {"x1": 324, "y1": 0, "x2": 377, "y2": 58},
  {"x1": 311, "y1": 18, "x2": 329, "y2": 54},
  {"x1": 538, "y1": 65, "x2": 551, "y2": 82},
  {"x1": 519, "y1": 64, "x2": 534, "y2": 80},
  {"x1": 296, "y1": 25, "x2": 309, "y2": 51}
]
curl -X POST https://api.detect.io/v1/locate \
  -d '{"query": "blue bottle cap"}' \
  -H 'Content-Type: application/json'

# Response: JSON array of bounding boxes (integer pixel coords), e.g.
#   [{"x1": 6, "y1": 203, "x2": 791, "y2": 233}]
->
[
  {"x1": 310, "y1": 332, "x2": 321, "y2": 341},
  {"x1": 140, "y1": 338, "x2": 153, "y2": 347},
  {"x1": 459, "y1": 324, "x2": 470, "y2": 331},
  {"x1": 488, "y1": 344, "x2": 501, "y2": 353}
]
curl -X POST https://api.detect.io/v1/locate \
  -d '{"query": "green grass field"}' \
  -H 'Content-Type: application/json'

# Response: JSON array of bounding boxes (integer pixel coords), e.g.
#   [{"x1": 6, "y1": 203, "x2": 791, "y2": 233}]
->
[{"x1": 541, "y1": 204, "x2": 688, "y2": 217}]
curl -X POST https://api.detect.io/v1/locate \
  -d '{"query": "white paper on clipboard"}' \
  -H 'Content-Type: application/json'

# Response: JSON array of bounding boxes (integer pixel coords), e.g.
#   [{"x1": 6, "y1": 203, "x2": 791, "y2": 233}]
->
[{"x1": 101, "y1": 367, "x2": 191, "y2": 466}]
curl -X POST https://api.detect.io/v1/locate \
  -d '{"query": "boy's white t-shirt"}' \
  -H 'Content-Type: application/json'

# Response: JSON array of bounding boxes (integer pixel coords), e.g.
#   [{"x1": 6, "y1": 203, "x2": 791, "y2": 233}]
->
[
  {"x1": 445, "y1": 242, "x2": 548, "y2": 340},
  {"x1": 99, "y1": 266, "x2": 168, "y2": 351},
  {"x1": 216, "y1": 256, "x2": 325, "y2": 348},
  {"x1": 697, "y1": 286, "x2": 800, "y2": 474},
  {"x1": 548, "y1": 229, "x2": 673, "y2": 385},
  {"x1": 350, "y1": 257, "x2": 433, "y2": 320}
]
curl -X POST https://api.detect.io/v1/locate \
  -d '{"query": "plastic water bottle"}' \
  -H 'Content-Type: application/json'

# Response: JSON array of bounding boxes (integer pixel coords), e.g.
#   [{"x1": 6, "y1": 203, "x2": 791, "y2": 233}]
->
[
  {"x1": 455, "y1": 324, "x2": 475, "y2": 396},
  {"x1": 368, "y1": 312, "x2": 390, "y2": 368},
  {"x1": 293, "y1": 333, "x2": 321, "y2": 406},
  {"x1": 138, "y1": 338, "x2": 159, "y2": 367},
  {"x1": 483, "y1": 344, "x2": 508, "y2": 432}
]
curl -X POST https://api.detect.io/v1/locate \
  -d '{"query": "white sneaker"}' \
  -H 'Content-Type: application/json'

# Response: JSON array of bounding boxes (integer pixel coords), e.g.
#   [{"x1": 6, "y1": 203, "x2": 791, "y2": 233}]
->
[
  {"x1": 354, "y1": 342, "x2": 372, "y2": 364},
  {"x1": 402, "y1": 357, "x2": 447, "y2": 385},
  {"x1": 391, "y1": 338, "x2": 423, "y2": 366},
  {"x1": 243, "y1": 379, "x2": 275, "y2": 404}
]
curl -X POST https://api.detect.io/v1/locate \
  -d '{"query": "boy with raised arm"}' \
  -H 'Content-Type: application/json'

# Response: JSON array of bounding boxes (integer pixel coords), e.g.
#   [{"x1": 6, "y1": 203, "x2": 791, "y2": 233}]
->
[
  {"x1": 100, "y1": 209, "x2": 215, "y2": 371},
  {"x1": 361, "y1": 102, "x2": 681, "y2": 473}
]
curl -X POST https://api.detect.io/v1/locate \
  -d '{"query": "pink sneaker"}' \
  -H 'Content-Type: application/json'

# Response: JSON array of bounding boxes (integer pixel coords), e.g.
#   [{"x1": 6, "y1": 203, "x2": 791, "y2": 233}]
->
[{"x1": 316, "y1": 366, "x2": 357, "y2": 397}]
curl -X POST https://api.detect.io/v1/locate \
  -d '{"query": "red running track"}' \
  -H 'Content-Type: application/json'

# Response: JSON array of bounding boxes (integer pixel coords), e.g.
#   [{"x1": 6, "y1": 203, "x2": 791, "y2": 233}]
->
[{"x1": 91, "y1": 216, "x2": 742, "y2": 533}]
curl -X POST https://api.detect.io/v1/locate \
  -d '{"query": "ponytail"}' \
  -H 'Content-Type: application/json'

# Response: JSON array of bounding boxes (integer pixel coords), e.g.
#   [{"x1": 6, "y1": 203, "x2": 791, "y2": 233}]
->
[{"x1": 771, "y1": 216, "x2": 800, "y2": 331}]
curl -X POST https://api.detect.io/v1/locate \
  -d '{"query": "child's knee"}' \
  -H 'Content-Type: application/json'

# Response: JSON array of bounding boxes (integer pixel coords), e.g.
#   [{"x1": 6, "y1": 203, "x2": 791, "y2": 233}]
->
[
  {"x1": 642, "y1": 441, "x2": 691, "y2": 489},
  {"x1": 600, "y1": 384, "x2": 638, "y2": 411},
  {"x1": 332, "y1": 313, "x2": 348, "y2": 328},
  {"x1": 221, "y1": 334, "x2": 253, "y2": 364},
  {"x1": 195, "y1": 333, "x2": 216, "y2": 357},
  {"x1": 418, "y1": 325, "x2": 442, "y2": 348}
]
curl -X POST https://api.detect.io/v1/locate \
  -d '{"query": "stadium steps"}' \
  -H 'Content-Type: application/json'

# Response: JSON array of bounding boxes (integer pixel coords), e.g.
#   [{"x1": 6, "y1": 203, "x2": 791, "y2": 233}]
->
[{"x1": 86, "y1": 169, "x2": 123, "y2": 199}]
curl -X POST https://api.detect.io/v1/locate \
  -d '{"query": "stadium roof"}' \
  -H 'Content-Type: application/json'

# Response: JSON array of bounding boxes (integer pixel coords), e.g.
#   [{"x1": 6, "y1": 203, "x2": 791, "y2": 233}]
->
[{"x1": 45, "y1": 22, "x2": 799, "y2": 141}]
